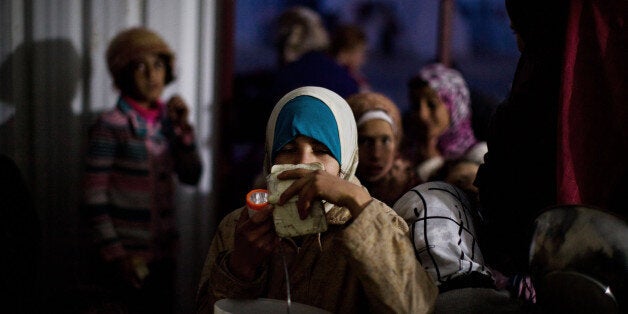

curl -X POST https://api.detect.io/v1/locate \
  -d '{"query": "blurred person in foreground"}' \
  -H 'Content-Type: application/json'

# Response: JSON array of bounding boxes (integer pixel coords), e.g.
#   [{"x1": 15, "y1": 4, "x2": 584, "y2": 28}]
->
[{"x1": 475, "y1": 0, "x2": 627, "y2": 309}]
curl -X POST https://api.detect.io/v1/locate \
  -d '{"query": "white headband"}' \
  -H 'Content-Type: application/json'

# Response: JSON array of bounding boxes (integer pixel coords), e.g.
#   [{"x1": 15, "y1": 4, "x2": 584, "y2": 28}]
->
[{"x1": 357, "y1": 110, "x2": 394, "y2": 129}]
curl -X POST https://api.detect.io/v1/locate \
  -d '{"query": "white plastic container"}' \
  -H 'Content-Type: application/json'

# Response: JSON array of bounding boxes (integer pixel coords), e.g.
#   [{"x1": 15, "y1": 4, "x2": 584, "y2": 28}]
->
[
  {"x1": 214, "y1": 298, "x2": 331, "y2": 314},
  {"x1": 267, "y1": 163, "x2": 328, "y2": 238}
]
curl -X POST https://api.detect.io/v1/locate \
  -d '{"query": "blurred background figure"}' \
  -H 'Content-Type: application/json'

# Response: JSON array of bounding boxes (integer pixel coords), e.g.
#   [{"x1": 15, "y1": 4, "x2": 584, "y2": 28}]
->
[
  {"x1": 403, "y1": 63, "x2": 486, "y2": 183},
  {"x1": 347, "y1": 91, "x2": 417, "y2": 207},
  {"x1": 329, "y1": 24, "x2": 371, "y2": 92},
  {"x1": 275, "y1": 5, "x2": 330, "y2": 66},
  {"x1": 81, "y1": 27, "x2": 202, "y2": 314},
  {"x1": 271, "y1": 6, "x2": 360, "y2": 100}
]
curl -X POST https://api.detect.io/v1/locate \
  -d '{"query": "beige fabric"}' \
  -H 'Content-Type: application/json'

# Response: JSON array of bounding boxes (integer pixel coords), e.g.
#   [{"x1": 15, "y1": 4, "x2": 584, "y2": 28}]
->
[{"x1": 196, "y1": 198, "x2": 438, "y2": 313}]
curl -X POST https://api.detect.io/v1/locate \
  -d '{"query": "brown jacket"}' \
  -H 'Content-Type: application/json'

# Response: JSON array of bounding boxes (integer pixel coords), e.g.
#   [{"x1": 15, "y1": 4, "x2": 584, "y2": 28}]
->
[{"x1": 196, "y1": 198, "x2": 437, "y2": 313}]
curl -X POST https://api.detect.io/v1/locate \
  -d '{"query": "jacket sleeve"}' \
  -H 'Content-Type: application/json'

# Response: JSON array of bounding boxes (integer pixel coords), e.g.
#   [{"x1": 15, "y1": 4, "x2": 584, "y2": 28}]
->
[
  {"x1": 339, "y1": 199, "x2": 438, "y2": 313},
  {"x1": 196, "y1": 208, "x2": 267, "y2": 313},
  {"x1": 83, "y1": 119, "x2": 126, "y2": 262}
]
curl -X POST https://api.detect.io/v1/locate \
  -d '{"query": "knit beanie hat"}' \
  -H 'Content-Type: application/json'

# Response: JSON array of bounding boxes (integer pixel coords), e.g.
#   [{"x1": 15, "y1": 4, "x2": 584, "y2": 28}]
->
[{"x1": 106, "y1": 27, "x2": 175, "y2": 88}]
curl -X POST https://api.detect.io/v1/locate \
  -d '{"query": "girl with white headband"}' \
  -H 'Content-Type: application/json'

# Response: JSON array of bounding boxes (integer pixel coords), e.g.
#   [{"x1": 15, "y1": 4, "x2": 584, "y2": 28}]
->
[
  {"x1": 196, "y1": 86, "x2": 437, "y2": 313},
  {"x1": 347, "y1": 92, "x2": 418, "y2": 207}
]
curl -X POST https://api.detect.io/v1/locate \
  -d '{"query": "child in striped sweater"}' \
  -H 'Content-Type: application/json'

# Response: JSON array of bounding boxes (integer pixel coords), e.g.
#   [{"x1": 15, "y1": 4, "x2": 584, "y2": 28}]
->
[{"x1": 82, "y1": 27, "x2": 202, "y2": 314}]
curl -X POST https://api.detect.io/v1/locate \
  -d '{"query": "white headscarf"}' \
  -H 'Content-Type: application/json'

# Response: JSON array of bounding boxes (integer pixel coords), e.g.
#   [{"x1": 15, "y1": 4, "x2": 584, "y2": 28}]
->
[
  {"x1": 393, "y1": 181, "x2": 492, "y2": 286},
  {"x1": 264, "y1": 86, "x2": 359, "y2": 182}
]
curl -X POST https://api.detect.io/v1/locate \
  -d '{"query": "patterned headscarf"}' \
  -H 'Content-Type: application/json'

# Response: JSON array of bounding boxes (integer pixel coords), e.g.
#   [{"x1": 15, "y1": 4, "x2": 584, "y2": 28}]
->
[
  {"x1": 264, "y1": 86, "x2": 359, "y2": 181},
  {"x1": 393, "y1": 181, "x2": 493, "y2": 288},
  {"x1": 419, "y1": 63, "x2": 477, "y2": 159}
]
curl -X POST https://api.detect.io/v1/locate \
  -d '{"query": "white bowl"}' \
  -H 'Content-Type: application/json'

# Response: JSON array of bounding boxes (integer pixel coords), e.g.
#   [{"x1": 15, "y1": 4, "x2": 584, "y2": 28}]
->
[{"x1": 214, "y1": 298, "x2": 331, "y2": 314}]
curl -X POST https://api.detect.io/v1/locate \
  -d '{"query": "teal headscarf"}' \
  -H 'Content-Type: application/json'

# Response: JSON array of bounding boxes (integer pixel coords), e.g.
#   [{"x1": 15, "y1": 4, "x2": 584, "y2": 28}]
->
[
  {"x1": 264, "y1": 86, "x2": 358, "y2": 180},
  {"x1": 271, "y1": 95, "x2": 341, "y2": 164}
]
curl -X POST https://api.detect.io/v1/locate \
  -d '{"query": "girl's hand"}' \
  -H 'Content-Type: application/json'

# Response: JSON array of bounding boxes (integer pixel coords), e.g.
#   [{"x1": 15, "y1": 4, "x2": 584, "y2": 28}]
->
[
  {"x1": 228, "y1": 204, "x2": 280, "y2": 281},
  {"x1": 277, "y1": 169, "x2": 372, "y2": 219},
  {"x1": 166, "y1": 95, "x2": 190, "y2": 128}
]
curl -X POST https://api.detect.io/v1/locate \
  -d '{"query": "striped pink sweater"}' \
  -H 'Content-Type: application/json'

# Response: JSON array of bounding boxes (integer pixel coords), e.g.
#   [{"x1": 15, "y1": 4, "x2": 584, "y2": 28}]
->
[{"x1": 83, "y1": 97, "x2": 202, "y2": 263}]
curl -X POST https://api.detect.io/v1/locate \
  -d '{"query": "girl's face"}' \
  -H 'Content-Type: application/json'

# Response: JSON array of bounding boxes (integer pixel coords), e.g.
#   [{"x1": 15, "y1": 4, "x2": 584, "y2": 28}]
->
[
  {"x1": 129, "y1": 53, "x2": 166, "y2": 104},
  {"x1": 357, "y1": 119, "x2": 396, "y2": 182},
  {"x1": 273, "y1": 136, "x2": 341, "y2": 176},
  {"x1": 409, "y1": 86, "x2": 450, "y2": 140}
]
